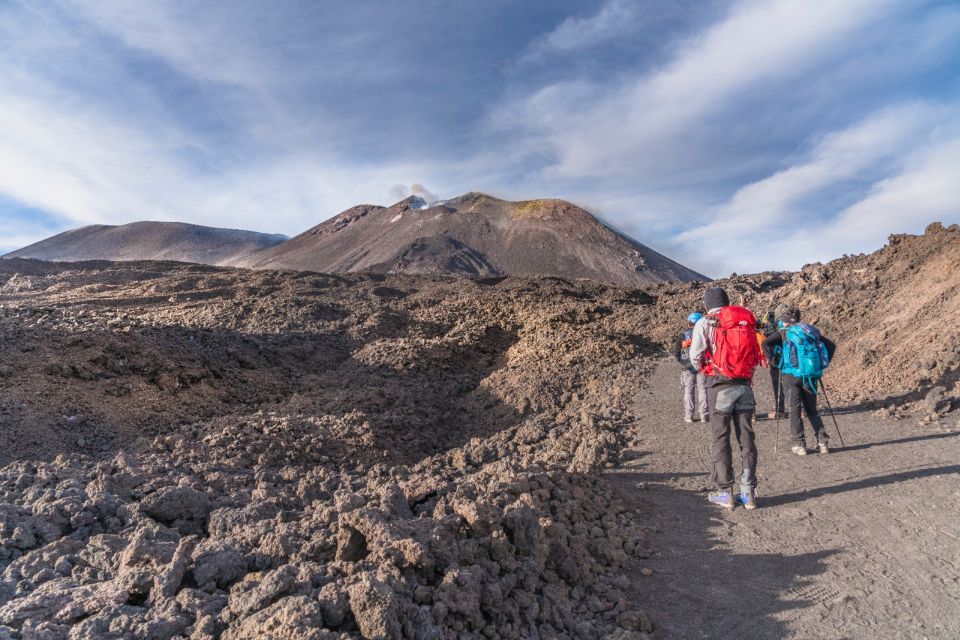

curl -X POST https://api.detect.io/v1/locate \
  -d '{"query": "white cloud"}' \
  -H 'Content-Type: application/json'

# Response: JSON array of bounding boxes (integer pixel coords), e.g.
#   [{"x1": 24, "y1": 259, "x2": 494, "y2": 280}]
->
[
  {"x1": 681, "y1": 102, "x2": 944, "y2": 243},
  {"x1": 680, "y1": 123, "x2": 960, "y2": 276},
  {"x1": 0, "y1": 2, "x2": 454, "y2": 241},
  {"x1": 61, "y1": 0, "x2": 408, "y2": 95},
  {"x1": 489, "y1": 0, "x2": 960, "y2": 276},
  {"x1": 522, "y1": 0, "x2": 634, "y2": 62},
  {"x1": 62, "y1": 1, "x2": 268, "y2": 89},
  {"x1": 831, "y1": 137, "x2": 960, "y2": 239},
  {"x1": 0, "y1": 89, "x2": 442, "y2": 237},
  {"x1": 500, "y1": 0, "x2": 898, "y2": 178}
]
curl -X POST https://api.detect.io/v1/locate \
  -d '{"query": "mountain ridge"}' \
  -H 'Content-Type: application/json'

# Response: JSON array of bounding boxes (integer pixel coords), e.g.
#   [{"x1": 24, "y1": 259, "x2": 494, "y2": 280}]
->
[
  {"x1": 5, "y1": 193, "x2": 706, "y2": 285},
  {"x1": 4, "y1": 221, "x2": 287, "y2": 266}
]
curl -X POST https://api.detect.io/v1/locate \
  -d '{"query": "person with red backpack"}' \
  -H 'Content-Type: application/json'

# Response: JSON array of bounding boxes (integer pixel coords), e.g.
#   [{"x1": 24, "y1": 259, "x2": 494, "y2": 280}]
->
[
  {"x1": 761, "y1": 307, "x2": 837, "y2": 456},
  {"x1": 689, "y1": 287, "x2": 763, "y2": 510}
]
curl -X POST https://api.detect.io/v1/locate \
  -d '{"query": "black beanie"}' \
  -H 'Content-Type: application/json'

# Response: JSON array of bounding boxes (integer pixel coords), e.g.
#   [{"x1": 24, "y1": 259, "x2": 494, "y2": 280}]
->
[
  {"x1": 779, "y1": 307, "x2": 800, "y2": 324},
  {"x1": 703, "y1": 287, "x2": 730, "y2": 310}
]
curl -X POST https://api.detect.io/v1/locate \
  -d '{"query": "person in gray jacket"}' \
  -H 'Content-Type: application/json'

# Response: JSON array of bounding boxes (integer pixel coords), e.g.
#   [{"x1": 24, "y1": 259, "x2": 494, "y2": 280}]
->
[
  {"x1": 672, "y1": 312, "x2": 709, "y2": 423},
  {"x1": 689, "y1": 286, "x2": 759, "y2": 510}
]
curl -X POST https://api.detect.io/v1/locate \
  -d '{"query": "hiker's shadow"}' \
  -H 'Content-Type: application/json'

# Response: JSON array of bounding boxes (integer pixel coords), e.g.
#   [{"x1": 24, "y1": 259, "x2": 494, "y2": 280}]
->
[
  {"x1": 610, "y1": 471, "x2": 838, "y2": 639},
  {"x1": 763, "y1": 462, "x2": 960, "y2": 508},
  {"x1": 832, "y1": 430, "x2": 960, "y2": 454}
]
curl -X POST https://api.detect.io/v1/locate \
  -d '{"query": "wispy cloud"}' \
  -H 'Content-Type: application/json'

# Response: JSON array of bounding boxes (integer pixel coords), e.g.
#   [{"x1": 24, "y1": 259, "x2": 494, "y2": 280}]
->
[
  {"x1": 0, "y1": 77, "x2": 441, "y2": 239},
  {"x1": 0, "y1": 1, "x2": 457, "y2": 243},
  {"x1": 490, "y1": 0, "x2": 960, "y2": 275},
  {"x1": 498, "y1": 0, "x2": 901, "y2": 179},
  {"x1": 683, "y1": 103, "x2": 945, "y2": 239},
  {"x1": 832, "y1": 136, "x2": 960, "y2": 239},
  {"x1": 522, "y1": 0, "x2": 634, "y2": 62},
  {"x1": 717, "y1": 135, "x2": 960, "y2": 275},
  {"x1": 675, "y1": 102, "x2": 960, "y2": 274}
]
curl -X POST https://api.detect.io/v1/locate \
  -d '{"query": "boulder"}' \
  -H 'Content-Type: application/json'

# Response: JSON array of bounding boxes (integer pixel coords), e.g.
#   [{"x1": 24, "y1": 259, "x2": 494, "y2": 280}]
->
[
  {"x1": 140, "y1": 486, "x2": 210, "y2": 533},
  {"x1": 348, "y1": 574, "x2": 402, "y2": 640},
  {"x1": 225, "y1": 565, "x2": 298, "y2": 621},
  {"x1": 192, "y1": 540, "x2": 248, "y2": 591},
  {"x1": 922, "y1": 386, "x2": 951, "y2": 414},
  {"x1": 223, "y1": 595, "x2": 332, "y2": 640}
]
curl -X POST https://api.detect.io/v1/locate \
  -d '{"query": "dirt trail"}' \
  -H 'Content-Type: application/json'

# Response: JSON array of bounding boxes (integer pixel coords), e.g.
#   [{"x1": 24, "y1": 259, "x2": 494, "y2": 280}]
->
[{"x1": 608, "y1": 358, "x2": 960, "y2": 639}]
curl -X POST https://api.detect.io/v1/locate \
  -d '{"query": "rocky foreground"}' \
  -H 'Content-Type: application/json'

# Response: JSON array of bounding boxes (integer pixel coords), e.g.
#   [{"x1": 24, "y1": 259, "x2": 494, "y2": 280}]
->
[
  {"x1": 0, "y1": 223, "x2": 957, "y2": 639},
  {"x1": 1, "y1": 264, "x2": 659, "y2": 639}
]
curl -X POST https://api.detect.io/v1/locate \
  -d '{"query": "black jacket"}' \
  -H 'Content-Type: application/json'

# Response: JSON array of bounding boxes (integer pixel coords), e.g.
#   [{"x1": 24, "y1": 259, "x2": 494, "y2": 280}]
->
[
  {"x1": 762, "y1": 317, "x2": 779, "y2": 338},
  {"x1": 762, "y1": 327, "x2": 837, "y2": 368}
]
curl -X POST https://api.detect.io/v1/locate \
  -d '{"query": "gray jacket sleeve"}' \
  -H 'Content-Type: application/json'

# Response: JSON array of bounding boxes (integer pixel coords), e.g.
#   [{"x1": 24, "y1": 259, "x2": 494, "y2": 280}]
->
[{"x1": 689, "y1": 317, "x2": 713, "y2": 371}]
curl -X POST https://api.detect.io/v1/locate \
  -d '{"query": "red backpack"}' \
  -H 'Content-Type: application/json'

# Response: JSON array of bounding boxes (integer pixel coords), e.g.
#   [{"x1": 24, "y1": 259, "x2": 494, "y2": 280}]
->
[{"x1": 704, "y1": 306, "x2": 761, "y2": 380}]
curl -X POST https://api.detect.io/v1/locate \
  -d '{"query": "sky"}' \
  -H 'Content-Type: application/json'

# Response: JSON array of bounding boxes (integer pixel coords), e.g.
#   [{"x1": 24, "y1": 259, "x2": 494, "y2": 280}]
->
[{"x1": 1, "y1": 0, "x2": 959, "y2": 277}]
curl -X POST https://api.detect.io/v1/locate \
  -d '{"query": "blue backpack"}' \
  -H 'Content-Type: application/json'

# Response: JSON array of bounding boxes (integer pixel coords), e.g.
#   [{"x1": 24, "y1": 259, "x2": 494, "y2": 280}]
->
[
  {"x1": 779, "y1": 323, "x2": 829, "y2": 391},
  {"x1": 679, "y1": 328, "x2": 694, "y2": 366}
]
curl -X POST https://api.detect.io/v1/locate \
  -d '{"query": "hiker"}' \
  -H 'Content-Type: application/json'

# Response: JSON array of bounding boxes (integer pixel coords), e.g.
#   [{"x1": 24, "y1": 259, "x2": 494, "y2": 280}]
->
[
  {"x1": 754, "y1": 312, "x2": 769, "y2": 378},
  {"x1": 761, "y1": 307, "x2": 837, "y2": 455},
  {"x1": 763, "y1": 308, "x2": 786, "y2": 419},
  {"x1": 672, "y1": 312, "x2": 709, "y2": 423},
  {"x1": 690, "y1": 287, "x2": 763, "y2": 510}
]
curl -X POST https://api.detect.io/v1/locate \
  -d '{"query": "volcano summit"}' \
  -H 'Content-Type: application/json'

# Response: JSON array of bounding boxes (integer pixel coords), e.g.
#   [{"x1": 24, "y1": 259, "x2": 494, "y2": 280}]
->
[
  {"x1": 237, "y1": 193, "x2": 704, "y2": 285},
  {"x1": 6, "y1": 194, "x2": 704, "y2": 285}
]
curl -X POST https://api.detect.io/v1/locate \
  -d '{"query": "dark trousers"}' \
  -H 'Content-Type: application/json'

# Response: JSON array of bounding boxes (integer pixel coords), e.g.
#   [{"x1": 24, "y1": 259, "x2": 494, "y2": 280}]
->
[
  {"x1": 769, "y1": 366, "x2": 785, "y2": 413},
  {"x1": 707, "y1": 383, "x2": 758, "y2": 491},
  {"x1": 782, "y1": 374, "x2": 828, "y2": 445}
]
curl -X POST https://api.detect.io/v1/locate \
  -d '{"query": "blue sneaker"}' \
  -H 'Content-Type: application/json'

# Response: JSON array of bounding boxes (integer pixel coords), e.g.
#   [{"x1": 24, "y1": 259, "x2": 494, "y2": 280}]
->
[
  {"x1": 708, "y1": 491, "x2": 734, "y2": 509},
  {"x1": 736, "y1": 489, "x2": 757, "y2": 510}
]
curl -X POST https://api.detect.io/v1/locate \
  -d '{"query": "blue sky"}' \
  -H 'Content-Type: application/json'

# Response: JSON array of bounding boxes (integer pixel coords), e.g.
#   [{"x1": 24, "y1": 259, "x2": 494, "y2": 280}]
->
[{"x1": 1, "y1": 0, "x2": 959, "y2": 276}]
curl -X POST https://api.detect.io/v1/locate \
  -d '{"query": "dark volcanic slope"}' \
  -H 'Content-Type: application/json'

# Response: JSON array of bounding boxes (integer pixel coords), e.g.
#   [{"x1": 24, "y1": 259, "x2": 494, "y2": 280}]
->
[
  {"x1": 238, "y1": 193, "x2": 705, "y2": 285},
  {"x1": 5, "y1": 221, "x2": 287, "y2": 266}
]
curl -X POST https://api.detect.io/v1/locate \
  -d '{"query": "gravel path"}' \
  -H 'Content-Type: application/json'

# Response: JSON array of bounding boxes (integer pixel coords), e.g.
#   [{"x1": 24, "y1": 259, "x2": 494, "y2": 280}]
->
[{"x1": 608, "y1": 358, "x2": 960, "y2": 639}]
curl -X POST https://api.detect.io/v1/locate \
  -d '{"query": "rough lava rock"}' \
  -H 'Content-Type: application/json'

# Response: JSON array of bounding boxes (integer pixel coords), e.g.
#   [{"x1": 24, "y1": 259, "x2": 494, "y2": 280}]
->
[{"x1": 8, "y1": 231, "x2": 956, "y2": 639}]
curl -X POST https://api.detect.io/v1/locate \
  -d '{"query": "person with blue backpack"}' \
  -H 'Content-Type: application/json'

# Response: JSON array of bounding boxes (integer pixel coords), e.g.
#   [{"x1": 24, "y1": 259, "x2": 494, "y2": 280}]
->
[
  {"x1": 761, "y1": 307, "x2": 837, "y2": 456},
  {"x1": 672, "y1": 312, "x2": 709, "y2": 423}
]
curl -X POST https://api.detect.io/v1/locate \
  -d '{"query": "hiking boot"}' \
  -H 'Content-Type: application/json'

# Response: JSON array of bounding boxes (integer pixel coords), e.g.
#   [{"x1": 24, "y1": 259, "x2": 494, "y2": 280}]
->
[
  {"x1": 708, "y1": 491, "x2": 734, "y2": 509},
  {"x1": 818, "y1": 442, "x2": 830, "y2": 454},
  {"x1": 684, "y1": 416, "x2": 694, "y2": 423},
  {"x1": 736, "y1": 489, "x2": 757, "y2": 510},
  {"x1": 791, "y1": 445, "x2": 808, "y2": 456}
]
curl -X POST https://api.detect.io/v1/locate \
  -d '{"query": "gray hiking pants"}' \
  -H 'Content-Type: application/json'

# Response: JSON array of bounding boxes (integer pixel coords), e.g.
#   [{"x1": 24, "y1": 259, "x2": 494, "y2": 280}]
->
[
  {"x1": 707, "y1": 383, "x2": 758, "y2": 491},
  {"x1": 782, "y1": 374, "x2": 829, "y2": 445},
  {"x1": 680, "y1": 369, "x2": 709, "y2": 419}
]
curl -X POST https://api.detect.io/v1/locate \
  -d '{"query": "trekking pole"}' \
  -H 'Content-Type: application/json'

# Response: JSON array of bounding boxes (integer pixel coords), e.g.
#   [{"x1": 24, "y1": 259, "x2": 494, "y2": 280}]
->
[
  {"x1": 774, "y1": 371, "x2": 783, "y2": 453},
  {"x1": 818, "y1": 379, "x2": 846, "y2": 448}
]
